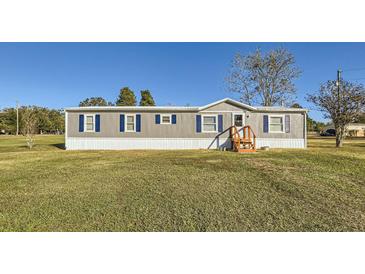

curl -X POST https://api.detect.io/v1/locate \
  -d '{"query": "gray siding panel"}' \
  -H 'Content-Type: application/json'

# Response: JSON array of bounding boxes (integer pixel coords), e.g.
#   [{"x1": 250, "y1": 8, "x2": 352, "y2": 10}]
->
[
  {"x1": 67, "y1": 111, "x2": 232, "y2": 139},
  {"x1": 246, "y1": 112, "x2": 305, "y2": 139},
  {"x1": 67, "y1": 110, "x2": 305, "y2": 140}
]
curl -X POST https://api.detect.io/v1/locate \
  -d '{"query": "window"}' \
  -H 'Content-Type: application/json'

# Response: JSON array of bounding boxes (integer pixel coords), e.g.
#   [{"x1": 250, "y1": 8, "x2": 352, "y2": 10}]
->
[
  {"x1": 233, "y1": 114, "x2": 244, "y2": 127},
  {"x1": 85, "y1": 114, "x2": 95, "y2": 132},
  {"x1": 125, "y1": 114, "x2": 135, "y2": 132},
  {"x1": 202, "y1": 115, "x2": 217, "y2": 132},
  {"x1": 269, "y1": 116, "x2": 284, "y2": 133},
  {"x1": 161, "y1": 114, "x2": 171, "y2": 124}
]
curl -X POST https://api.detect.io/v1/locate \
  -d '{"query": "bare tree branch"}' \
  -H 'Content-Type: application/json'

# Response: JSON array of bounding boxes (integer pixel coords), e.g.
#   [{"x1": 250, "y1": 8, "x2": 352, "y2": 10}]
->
[
  {"x1": 307, "y1": 80, "x2": 365, "y2": 147},
  {"x1": 226, "y1": 48, "x2": 301, "y2": 106}
]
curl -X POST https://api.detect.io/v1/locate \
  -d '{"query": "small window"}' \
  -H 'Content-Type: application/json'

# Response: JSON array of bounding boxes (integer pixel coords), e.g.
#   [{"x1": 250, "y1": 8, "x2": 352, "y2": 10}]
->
[
  {"x1": 202, "y1": 115, "x2": 217, "y2": 132},
  {"x1": 161, "y1": 114, "x2": 171, "y2": 124},
  {"x1": 85, "y1": 115, "x2": 95, "y2": 132},
  {"x1": 233, "y1": 114, "x2": 243, "y2": 127},
  {"x1": 126, "y1": 114, "x2": 135, "y2": 132},
  {"x1": 269, "y1": 116, "x2": 284, "y2": 133}
]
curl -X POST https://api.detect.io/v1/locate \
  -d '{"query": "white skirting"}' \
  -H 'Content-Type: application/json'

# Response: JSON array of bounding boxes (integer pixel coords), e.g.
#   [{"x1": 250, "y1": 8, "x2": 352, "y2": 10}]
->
[
  {"x1": 256, "y1": 138, "x2": 305, "y2": 149},
  {"x1": 65, "y1": 137, "x2": 305, "y2": 150}
]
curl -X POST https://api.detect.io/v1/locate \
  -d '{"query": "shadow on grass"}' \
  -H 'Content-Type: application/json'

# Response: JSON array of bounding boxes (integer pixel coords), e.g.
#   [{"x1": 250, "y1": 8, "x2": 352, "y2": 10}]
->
[{"x1": 52, "y1": 143, "x2": 65, "y2": 150}]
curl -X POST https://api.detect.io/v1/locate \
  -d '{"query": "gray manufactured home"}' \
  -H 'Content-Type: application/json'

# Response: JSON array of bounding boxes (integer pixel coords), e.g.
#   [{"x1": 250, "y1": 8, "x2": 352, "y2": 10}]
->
[{"x1": 64, "y1": 98, "x2": 307, "y2": 150}]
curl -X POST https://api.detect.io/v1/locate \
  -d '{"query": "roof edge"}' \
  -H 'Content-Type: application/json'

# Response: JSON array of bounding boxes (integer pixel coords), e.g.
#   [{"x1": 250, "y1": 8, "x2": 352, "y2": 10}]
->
[
  {"x1": 198, "y1": 98, "x2": 257, "y2": 111},
  {"x1": 64, "y1": 98, "x2": 308, "y2": 112}
]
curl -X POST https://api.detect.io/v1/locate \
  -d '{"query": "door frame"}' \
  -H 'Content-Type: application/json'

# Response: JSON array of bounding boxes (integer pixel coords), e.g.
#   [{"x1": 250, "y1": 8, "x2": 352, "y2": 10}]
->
[{"x1": 231, "y1": 112, "x2": 245, "y2": 130}]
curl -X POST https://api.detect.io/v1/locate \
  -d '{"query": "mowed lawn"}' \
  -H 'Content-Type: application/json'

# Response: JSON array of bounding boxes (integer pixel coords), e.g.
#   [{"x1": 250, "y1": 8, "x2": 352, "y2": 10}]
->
[{"x1": 0, "y1": 135, "x2": 364, "y2": 232}]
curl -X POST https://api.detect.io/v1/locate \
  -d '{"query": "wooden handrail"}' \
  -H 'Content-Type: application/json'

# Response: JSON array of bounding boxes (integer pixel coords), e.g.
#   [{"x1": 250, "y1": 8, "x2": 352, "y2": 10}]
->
[
  {"x1": 230, "y1": 126, "x2": 241, "y2": 152},
  {"x1": 230, "y1": 125, "x2": 256, "y2": 151}
]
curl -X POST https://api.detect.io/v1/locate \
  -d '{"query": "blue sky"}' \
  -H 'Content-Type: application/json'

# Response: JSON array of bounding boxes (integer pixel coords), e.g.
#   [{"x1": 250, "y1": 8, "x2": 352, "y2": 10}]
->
[{"x1": 1, "y1": 43, "x2": 365, "y2": 121}]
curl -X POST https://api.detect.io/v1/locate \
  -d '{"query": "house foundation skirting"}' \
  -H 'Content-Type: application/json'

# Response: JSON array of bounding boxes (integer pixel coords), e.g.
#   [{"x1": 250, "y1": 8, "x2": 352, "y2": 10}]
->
[{"x1": 65, "y1": 137, "x2": 306, "y2": 150}]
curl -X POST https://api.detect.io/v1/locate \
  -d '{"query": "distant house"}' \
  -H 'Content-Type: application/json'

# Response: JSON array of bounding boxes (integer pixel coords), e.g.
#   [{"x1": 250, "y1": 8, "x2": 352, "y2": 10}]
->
[
  {"x1": 64, "y1": 98, "x2": 308, "y2": 151},
  {"x1": 323, "y1": 123, "x2": 365, "y2": 137}
]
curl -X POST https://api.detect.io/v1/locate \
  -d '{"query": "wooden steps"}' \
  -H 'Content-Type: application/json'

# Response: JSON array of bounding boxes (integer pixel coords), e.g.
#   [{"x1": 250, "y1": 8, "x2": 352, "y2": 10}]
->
[
  {"x1": 230, "y1": 125, "x2": 256, "y2": 153},
  {"x1": 238, "y1": 148, "x2": 256, "y2": 153}
]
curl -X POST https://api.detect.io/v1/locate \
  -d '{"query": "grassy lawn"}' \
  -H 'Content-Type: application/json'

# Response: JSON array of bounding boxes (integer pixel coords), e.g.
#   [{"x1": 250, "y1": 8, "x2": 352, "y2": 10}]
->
[{"x1": 0, "y1": 135, "x2": 364, "y2": 231}]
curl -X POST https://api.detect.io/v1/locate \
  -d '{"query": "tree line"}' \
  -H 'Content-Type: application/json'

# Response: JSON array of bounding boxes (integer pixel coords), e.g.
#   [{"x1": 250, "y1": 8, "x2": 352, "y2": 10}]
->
[
  {"x1": 0, "y1": 87, "x2": 155, "y2": 136},
  {"x1": 0, "y1": 106, "x2": 65, "y2": 135},
  {"x1": 0, "y1": 106, "x2": 64, "y2": 136},
  {"x1": 79, "y1": 87, "x2": 155, "y2": 107}
]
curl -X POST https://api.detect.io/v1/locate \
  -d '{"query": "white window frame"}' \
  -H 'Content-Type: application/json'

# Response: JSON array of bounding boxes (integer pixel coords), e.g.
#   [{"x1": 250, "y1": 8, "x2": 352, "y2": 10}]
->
[
  {"x1": 84, "y1": 114, "x2": 96, "y2": 132},
  {"x1": 160, "y1": 114, "x2": 172, "y2": 124},
  {"x1": 202, "y1": 114, "x2": 218, "y2": 133},
  {"x1": 125, "y1": 114, "x2": 136, "y2": 132},
  {"x1": 231, "y1": 112, "x2": 245, "y2": 128},
  {"x1": 268, "y1": 114, "x2": 285, "y2": 133}
]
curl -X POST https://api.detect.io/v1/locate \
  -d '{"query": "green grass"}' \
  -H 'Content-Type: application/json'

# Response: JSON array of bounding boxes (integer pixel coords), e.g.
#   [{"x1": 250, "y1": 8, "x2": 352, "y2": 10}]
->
[{"x1": 0, "y1": 135, "x2": 364, "y2": 231}]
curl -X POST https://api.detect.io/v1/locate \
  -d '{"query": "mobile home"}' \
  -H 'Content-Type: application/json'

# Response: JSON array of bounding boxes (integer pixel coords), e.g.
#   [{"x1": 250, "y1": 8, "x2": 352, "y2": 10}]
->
[{"x1": 64, "y1": 98, "x2": 307, "y2": 150}]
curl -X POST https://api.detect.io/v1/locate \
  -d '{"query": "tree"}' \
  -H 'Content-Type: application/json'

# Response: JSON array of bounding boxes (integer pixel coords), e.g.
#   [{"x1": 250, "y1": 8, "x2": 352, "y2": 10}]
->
[
  {"x1": 139, "y1": 90, "x2": 156, "y2": 106},
  {"x1": 79, "y1": 97, "x2": 111, "y2": 107},
  {"x1": 0, "y1": 106, "x2": 65, "y2": 135},
  {"x1": 0, "y1": 109, "x2": 16, "y2": 134},
  {"x1": 35, "y1": 107, "x2": 52, "y2": 134},
  {"x1": 307, "y1": 80, "x2": 365, "y2": 147},
  {"x1": 48, "y1": 109, "x2": 65, "y2": 134},
  {"x1": 21, "y1": 107, "x2": 38, "y2": 149},
  {"x1": 355, "y1": 113, "x2": 365, "y2": 123},
  {"x1": 291, "y1": 103, "x2": 303, "y2": 108},
  {"x1": 116, "y1": 87, "x2": 137, "y2": 106},
  {"x1": 226, "y1": 48, "x2": 301, "y2": 106}
]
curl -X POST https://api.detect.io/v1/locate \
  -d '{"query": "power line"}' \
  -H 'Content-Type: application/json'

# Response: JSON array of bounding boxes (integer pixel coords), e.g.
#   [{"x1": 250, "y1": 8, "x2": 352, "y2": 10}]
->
[
  {"x1": 347, "y1": 77, "x2": 365, "y2": 81},
  {"x1": 342, "y1": 67, "x2": 365, "y2": 72}
]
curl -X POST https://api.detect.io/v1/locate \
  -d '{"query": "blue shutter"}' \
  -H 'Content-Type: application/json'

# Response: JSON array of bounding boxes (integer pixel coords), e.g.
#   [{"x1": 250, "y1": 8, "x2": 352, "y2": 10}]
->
[
  {"x1": 263, "y1": 115, "x2": 269, "y2": 133},
  {"x1": 172, "y1": 114, "x2": 177, "y2": 124},
  {"x1": 155, "y1": 114, "x2": 160, "y2": 124},
  {"x1": 120, "y1": 114, "x2": 125, "y2": 132},
  {"x1": 218, "y1": 114, "x2": 223, "y2": 132},
  {"x1": 95, "y1": 114, "x2": 100, "y2": 132},
  {"x1": 196, "y1": 115, "x2": 201, "y2": 133},
  {"x1": 79, "y1": 114, "x2": 84, "y2": 132},
  {"x1": 285, "y1": 115, "x2": 290, "y2": 133},
  {"x1": 136, "y1": 114, "x2": 141, "y2": 132}
]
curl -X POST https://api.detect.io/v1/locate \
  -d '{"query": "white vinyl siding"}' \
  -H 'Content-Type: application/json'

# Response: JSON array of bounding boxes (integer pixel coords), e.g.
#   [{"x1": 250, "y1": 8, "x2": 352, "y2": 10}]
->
[{"x1": 66, "y1": 137, "x2": 305, "y2": 150}]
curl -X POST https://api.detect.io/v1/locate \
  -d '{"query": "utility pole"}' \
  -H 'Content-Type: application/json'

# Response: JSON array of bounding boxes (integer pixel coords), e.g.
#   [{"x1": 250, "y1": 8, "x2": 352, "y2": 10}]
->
[
  {"x1": 336, "y1": 69, "x2": 342, "y2": 114},
  {"x1": 16, "y1": 100, "x2": 19, "y2": 136}
]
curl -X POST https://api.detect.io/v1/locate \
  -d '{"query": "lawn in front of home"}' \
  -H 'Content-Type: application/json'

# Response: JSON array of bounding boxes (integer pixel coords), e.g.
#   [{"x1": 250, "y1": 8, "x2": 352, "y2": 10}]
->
[{"x1": 0, "y1": 135, "x2": 364, "y2": 231}]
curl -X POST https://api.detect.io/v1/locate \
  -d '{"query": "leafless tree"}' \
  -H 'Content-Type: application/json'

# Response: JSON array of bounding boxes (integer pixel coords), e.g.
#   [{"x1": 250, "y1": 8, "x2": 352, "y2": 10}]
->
[
  {"x1": 21, "y1": 107, "x2": 38, "y2": 149},
  {"x1": 226, "y1": 48, "x2": 301, "y2": 106},
  {"x1": 307, "y1": 80, "x2": 365, "y2": 147}
]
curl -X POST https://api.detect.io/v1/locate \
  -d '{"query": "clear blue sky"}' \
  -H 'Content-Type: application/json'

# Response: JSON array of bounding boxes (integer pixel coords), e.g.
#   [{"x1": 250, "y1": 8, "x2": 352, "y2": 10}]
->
[{"x1": 1, "y1": 43, "x2": 365, "y2": 121}]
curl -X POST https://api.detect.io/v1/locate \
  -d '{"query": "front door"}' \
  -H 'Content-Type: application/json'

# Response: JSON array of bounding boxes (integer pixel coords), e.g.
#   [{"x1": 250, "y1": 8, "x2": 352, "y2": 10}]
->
[{"x1": 232, "y1": 113, "x2": 244, "y2": 129}]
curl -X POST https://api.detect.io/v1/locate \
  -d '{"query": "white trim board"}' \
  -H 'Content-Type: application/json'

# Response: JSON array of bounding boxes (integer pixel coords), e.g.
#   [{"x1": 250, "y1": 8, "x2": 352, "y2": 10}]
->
[
  {"x1": 84, "y1": 113, "x2": 96, "y2": 132},
  {"x1": 268, "y1": 114, "x2": 285, "y2": 133},
  {"x1": 124, "y1": 113, "x2": 136, "y2": 132},
  {"x1": 201, "y1": 114, "x2": 218, "y2": 133},
  {"x1": 65, "y1": 137, "x2": 305, "y2": 150}
]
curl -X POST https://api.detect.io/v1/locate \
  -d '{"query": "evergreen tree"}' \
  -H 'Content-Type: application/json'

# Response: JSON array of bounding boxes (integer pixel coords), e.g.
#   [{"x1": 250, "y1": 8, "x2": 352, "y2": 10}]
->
[
  {"x1": 116, "y1": 87, "x2": 137, "y2": 106},
  {"x1": 79, "y1": 97, "x2": 109, "y2": 107},
  {"x1": 139, "y1": 90, "x2": 156, "y2": 106}
]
